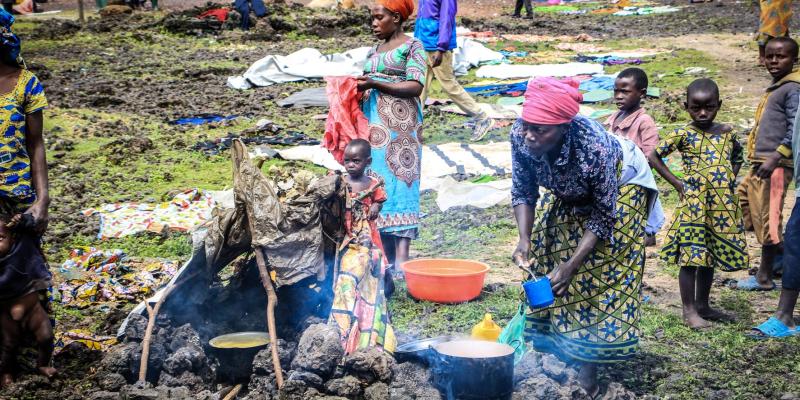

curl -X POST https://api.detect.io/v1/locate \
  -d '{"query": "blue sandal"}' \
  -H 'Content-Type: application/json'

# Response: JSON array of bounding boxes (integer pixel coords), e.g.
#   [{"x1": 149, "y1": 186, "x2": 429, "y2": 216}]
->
[
  {"x1": 748, "y1": 317, "x2": 798, "y2": 339},
  {"x1": 735, "y1": 276, "x2": 776, "y2": 291}
]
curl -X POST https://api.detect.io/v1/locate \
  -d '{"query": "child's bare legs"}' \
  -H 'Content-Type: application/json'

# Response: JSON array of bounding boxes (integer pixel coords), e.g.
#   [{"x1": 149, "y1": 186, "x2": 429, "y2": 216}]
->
[
  {"x1": 0, "y1": 292, "x2": 56, "y2": 385},
  {"x1": 679, "y1": 266, "x2": 711, "y2": 328},
  {"x1": 394, "y1": 237, "x2": 410, "y2": 269},
  {"x1": 755, "y1": 244, "x2": 780, "y2": 288},
  {"x1": 695, "y1": 267, "x2": 735, "y2": 322}
]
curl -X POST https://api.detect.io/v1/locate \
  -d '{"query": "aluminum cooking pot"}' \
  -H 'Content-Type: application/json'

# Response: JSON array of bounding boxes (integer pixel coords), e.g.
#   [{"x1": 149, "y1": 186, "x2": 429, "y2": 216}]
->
[{"x1": 430, "y1": 339, "x2": 515, "y2": 400}]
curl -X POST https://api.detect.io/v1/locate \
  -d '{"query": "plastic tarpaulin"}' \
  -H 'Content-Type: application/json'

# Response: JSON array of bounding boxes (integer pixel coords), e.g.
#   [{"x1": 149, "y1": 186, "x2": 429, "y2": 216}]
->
[
  {"x1": 227, "y1": 47, "x2": 372, "y2": 90},
  {"x1": 119, "y1": 140, "x2": 345, "y2": 336},
  {"x1": 475, "y1": 62, "x2": 603, "y2": 80}
]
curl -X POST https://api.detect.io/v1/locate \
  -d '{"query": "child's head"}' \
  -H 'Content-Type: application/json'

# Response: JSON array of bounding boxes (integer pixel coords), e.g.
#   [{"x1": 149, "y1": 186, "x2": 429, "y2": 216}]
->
[
  {"x1": 684, "y1": 78, "x2": 721, "y2": 130},
  {"x1": 0, "y1": 215, "x2": 14, "y2": 256},
  {"x1": 343, "y1": 139, "x2": 372, "y2": 178},
  {"x1": 613, "y1": 67, "x2": 648, "y2": 111},
  {"x1": 764, "y1": 36, "x2": 799, "y2": 81}
]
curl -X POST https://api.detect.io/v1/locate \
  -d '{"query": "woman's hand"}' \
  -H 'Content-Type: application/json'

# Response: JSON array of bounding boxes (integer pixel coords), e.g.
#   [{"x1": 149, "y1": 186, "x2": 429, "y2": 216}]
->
[
  {"x1": 548, "y1": 259, "x2": 579, "y2": 297},
  {"x1": 673, "y1": 182, "x2": 685, "y2": 202},
  {"x1": 25, "y1": 200, "x2": 49, "y2": 234},
  {"x1": 368, "y1": 203, "x2": 381, "y2": 220},
  {"x1": 512, "y1": 239, "x2": 531, "y2": 268},
  {"x1": 356, "y1": 76, "x2": 374, "y2": 92},
  {"x1": 430, "y1": 50, "x2": 444, "y2": 68}
]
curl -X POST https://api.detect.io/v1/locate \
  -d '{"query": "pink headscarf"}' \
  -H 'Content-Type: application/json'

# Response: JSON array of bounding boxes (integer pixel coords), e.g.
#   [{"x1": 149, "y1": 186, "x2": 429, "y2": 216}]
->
[{"x1": 521, "y1": 77, "x2": 583, "y2": 125}]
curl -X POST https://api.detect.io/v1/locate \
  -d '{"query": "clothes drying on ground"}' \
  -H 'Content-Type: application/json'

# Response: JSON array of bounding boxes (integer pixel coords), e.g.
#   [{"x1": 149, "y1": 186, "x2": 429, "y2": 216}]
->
[
  {"x1": 452, "y1": 37, "x2": 506, "y2": 76},
  {"x1": 475, "y1": 62, "x2": 603, "y2": 79},
  {"x1": 275, "y1": 87, "x2": 329, "y2": 108},
  {"x1": 581, "y1": 89, "x2": 614, "y2": 103},
  {"x1": 323, "y1": 76, "x2": 369, "y2": 164},
  {"x1": 193, "y1": 132, "x2": 320, "y2": 156},
  {"x1": 55, "y1": 330, "x2": 117, "y2": 354},
  {"x1": 464, "y1": 81, "x2": 528, "y2": 97},
  {"x1": 83, "y1": 189, "x2": 222, "y2": 239},
  {"x1": 578, "y1": 75, "x2": 615, "y2": 91},
  {"x1": 173, "y1": 114, "x2": 237, "y2": 125},
  {"x1": 575, "y1": 55, "x2": 643, "y2": 65},
  {"x1": 198, "y1": 8, "x2": 230, "y2": 22},
  {"x1": 227, "y1": 47, "x2": 372, "y2": 90},
  {"x1": 440, "y1": 102, "x2": 521, "y2": 119},
  {"x1": 57, "y1": 247, "x2": 179, "y2": 309},
  {"x1": 613, "y1": 6, "x2": 680, "y2": 16}
]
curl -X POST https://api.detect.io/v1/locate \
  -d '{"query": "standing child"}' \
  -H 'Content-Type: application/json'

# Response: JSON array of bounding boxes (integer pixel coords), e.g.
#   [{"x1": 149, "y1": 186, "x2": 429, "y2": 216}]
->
[
  {"x1": 328, "y1": 139, "x2": 396, "y2": 354},
  {"x1": 0, "y1": 9, "x2": 53, "y2": 386},
  {"x1": 737, "y1": 36, "x2": 800, "y2": 291},
  {"x1": 648, "y1": 79, "x2": 749, "y2": 329},
  {"x1": 605, "y1": 67, "x2": 664, "y2": 246},
  {"x1": 1, "y1": 214, "x2": 54, "y2": 386}
]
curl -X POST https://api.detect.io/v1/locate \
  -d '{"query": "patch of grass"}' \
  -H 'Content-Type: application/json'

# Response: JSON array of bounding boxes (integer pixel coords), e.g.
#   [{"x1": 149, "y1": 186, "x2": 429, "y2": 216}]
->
[{"x1": 389, "y1": 282, "x2": 519, "y2": 337}]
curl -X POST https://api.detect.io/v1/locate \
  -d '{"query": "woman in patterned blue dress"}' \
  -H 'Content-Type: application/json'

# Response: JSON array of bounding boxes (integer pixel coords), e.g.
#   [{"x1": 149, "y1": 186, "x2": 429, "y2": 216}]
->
[
  {"x1": 510, "y1": 78, "x2": 656, "y2": 397},
  {"x1": 358, "y1": 0, "x2": 426, "y2": 293}
]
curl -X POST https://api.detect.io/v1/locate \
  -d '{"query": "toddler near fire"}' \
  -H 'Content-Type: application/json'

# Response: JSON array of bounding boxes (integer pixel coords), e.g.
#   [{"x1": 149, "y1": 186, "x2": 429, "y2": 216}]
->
[
  {"x1": 648, "y1": 79, "x2": 749, "y2": 329},
  {"x1": 0, "y1": 214, "x2": 55, "y2": 386},
  {"x1": 328, "y1": 139, "x2": 397, "y2": 354}
]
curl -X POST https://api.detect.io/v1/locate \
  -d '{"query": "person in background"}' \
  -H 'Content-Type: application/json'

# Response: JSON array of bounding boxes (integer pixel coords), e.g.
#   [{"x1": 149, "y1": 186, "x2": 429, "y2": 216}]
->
[
  {"x1": 604, "y1": 67, "x2": 664, "y2": 246},
  {"x1": 358, "y1": 0, "x2": 425, "y2": 297},
  {"x1": 328, "y1": 139, "x2": 396, "y2": 354},
  {"x1": 736, "y1": 37, "x2": 799, "y2": 291},
  {"x1": 755, "y1": 0, "x2": 792, "y2": 64},
  {"x1": 510, "y1": 77, "x2": 657, "y2": 397},
  {"x1": 648, "y1": 79, "x2": 749, "y2": 328},
  {"x1": 0, "y1": 8, "x2": 53, "y2": 386},
  {"x1": 236, "y1": 0, "x2": 266, "y2": 31},
  {"x1": 415, "y1": 0, "x2": 495, "y2": 141},
  {"x1": 512, "y1": 0, "x2": 533, "y2": 19}
]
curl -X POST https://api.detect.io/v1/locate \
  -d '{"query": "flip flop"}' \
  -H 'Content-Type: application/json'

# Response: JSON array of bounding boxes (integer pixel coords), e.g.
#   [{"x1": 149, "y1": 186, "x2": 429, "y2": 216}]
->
[
  {"x1": 734, "y1": 276, "x2": 776, "y2": 291},
  {"x1": 747, "y1": 317, "x2": 799, "y2": 339}
]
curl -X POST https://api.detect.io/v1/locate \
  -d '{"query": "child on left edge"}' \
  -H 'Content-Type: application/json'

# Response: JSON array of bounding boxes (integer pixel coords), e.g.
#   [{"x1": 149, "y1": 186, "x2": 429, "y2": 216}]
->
[
  {"x1": 0, "y1": 214, "x2": 56, "y2": 386},
  {"x1": 328, "y1": 139, "x2": 396, "y2": 355}
]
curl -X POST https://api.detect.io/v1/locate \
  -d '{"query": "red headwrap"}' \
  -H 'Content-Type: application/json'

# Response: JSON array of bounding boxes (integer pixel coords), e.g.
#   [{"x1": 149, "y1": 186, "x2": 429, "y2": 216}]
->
[
  {"x1": 522, "y1": 77, "x2": 583, "y2": 125},
  {"x1": 378, "y1": 0, "x2": 415, "y2": 21}
]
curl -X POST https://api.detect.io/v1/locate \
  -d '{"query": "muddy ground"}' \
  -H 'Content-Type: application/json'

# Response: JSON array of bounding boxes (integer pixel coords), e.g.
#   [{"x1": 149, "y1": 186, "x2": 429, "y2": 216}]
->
[{"x1": 0, "y1": 0, "x2": 799, "y2": 399}]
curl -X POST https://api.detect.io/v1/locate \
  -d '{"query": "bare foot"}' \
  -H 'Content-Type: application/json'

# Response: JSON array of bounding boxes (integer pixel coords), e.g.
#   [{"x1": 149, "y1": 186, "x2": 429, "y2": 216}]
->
[
  {"x1": 1, "y1": 373, "x2": 13, "y2": 388},
  {"x1": 683, "y1": 312, "x2": 712, "y2": 329},
  {"x1": 697, "y1": 307, "x2": 736, "y2": 323},
  {"x1": 38, "y1": 366, "x2": 57, "y2": 378}
]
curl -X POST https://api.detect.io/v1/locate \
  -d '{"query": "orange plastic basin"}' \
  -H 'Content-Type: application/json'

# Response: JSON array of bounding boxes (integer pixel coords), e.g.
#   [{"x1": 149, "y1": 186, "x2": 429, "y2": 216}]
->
[{"x1": 400, "y1": 258, "x2": 490, "y2": 303}]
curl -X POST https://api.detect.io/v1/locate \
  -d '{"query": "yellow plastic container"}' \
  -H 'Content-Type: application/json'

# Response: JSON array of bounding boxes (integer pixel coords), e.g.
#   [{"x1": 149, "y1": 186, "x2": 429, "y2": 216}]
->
[{"x1": 471, "y1": 313, "x2": 502, "y2": 341}]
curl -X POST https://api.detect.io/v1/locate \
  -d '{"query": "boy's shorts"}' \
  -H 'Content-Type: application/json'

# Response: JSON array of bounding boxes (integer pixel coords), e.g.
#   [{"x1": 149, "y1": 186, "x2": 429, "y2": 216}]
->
[
  {"x1": 783, "y1": 202, "x2": 800, "y2": 291},
  {"x1": 738, "y1": 166, "x2": 794, "y2": 246}
]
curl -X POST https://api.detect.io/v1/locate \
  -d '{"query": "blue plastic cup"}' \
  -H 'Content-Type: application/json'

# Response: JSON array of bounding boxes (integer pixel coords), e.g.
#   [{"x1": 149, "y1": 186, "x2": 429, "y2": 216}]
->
[{"x1": 523, "y1": 277, "x2": 554, "y2": 308}]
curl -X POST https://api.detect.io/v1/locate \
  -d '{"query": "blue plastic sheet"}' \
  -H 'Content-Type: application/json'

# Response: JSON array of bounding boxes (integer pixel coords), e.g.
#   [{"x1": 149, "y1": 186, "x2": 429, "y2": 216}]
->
[{"x1": 173, "y1": 114, "x2": 238, "y2": 126}]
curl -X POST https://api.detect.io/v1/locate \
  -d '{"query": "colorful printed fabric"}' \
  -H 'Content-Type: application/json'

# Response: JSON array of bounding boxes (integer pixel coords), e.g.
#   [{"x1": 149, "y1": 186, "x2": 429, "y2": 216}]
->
[
  {"x1": 510, "y1": 116, "x2": 623, "y2": 240},
  {"x1": 54, "y1": 329, "x2": 117, "y2": 354},
  {"x1": 57, "y1": 247, "x2": 178, "y2": 308},
  {"x1": 83, "y1": 189, "x2": 217, "y2": 239},
  {"x1": 524, "y1": 184, "x2": 647, "y2": 363},
  {"x1": 757, "y1": 0, "x2": 792, "y2": 45},
  {"x1": 0, "y1": 69, "x2": 47, "y2": 206},
  {"x1": 655, "y1": 125, "x2": 749, "y2": 271},
  {"x1": 361, "y1": 38, "x2": 426, "y2": 234},
  {"x1": 329, "y1": 182, "x2": 395, "y2": 354}
]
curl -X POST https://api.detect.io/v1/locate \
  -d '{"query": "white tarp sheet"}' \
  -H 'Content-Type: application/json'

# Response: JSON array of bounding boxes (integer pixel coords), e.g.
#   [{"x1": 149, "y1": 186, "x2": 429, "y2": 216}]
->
[
  {"x1": 228, "y1": 38, "x2": 504, "y2": 89},
  {"x1": 475, "y1": 62, "x2": 604, "y2": 80}
]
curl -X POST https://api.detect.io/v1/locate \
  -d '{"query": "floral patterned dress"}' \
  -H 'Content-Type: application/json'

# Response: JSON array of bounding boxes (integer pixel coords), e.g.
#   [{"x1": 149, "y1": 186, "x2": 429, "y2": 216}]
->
[
  {"x1": 361, "y1": 37, "x2": 426, "y2": 238},
  {"x1": 328, "y1": 177, "x2": 396, "y2": 354},
  {"x1": 656, "y1": 125, "x2": 749, "y2": 271}
]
